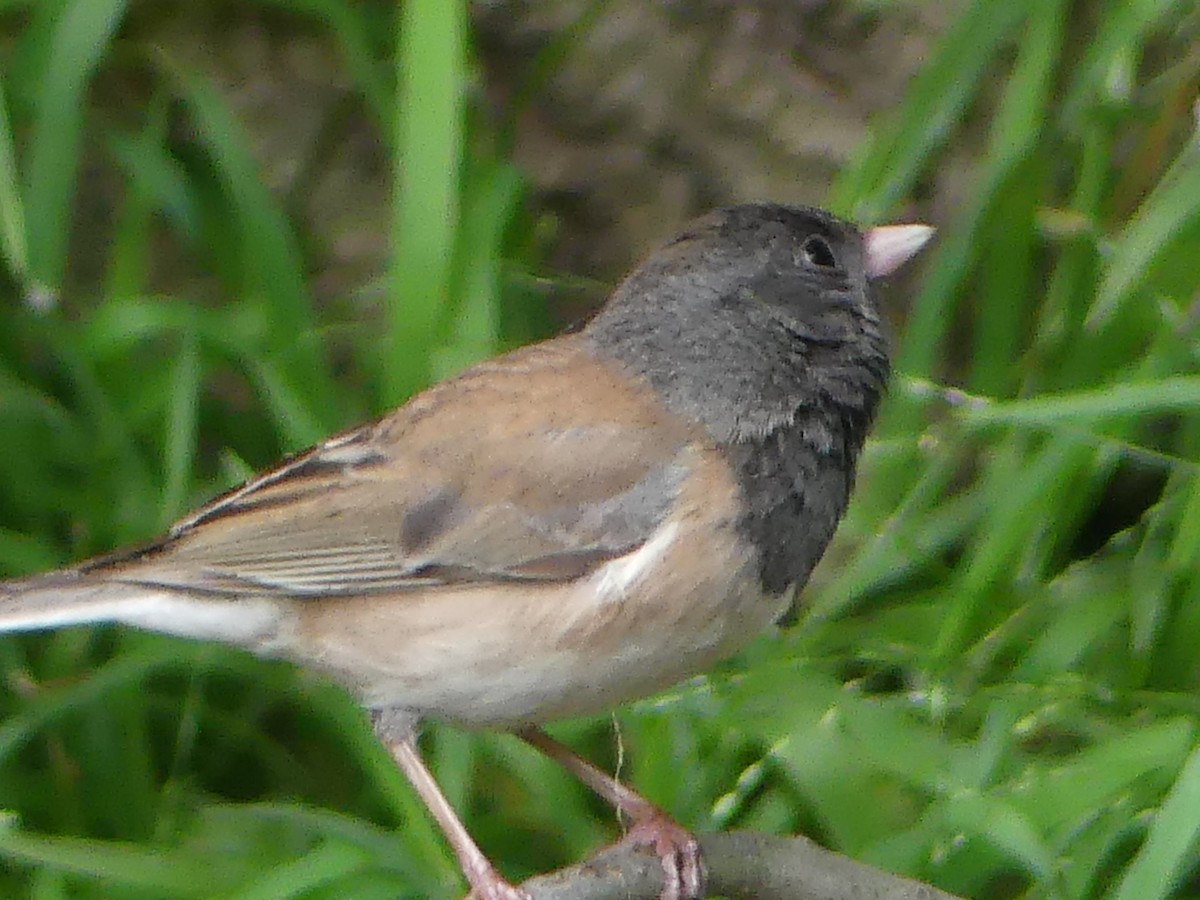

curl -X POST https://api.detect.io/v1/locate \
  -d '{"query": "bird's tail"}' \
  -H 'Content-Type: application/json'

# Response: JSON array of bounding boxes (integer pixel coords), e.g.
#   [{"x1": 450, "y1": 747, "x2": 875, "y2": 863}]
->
[
  {"x1": 0, "y1": 572, "x2": 285, "y2": 650},
  {"x1": 0, "y1": 572, "x2": 147, "y2": 631}
]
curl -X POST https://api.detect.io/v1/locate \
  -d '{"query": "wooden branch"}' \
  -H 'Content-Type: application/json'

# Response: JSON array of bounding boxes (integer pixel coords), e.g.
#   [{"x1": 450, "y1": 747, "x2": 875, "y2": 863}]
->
[{"x1": 508, "y1": 830, "x2": 966, "y2": 900}]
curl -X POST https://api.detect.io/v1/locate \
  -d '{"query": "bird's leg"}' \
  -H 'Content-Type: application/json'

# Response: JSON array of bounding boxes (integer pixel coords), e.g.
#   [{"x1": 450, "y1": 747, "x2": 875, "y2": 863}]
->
[
  {"x1": 515, "y1": 725, "x2": 706, "y2": 900},
  {"x1": 374, "y1": 712, "x2": 530, "y2": 900}
]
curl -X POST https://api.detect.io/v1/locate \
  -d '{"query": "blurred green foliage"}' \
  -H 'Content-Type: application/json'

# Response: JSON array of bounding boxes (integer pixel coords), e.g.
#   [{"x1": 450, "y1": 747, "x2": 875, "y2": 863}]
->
[{"x1": 0, "y1": 0, "x2": 1198, "y2": 898}]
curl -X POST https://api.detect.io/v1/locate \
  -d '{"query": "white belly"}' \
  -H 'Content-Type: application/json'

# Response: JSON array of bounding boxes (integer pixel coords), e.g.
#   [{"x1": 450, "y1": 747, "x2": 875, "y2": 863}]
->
[{"x1": 285, "y1": 518, "x2": 782, "y2": 727}]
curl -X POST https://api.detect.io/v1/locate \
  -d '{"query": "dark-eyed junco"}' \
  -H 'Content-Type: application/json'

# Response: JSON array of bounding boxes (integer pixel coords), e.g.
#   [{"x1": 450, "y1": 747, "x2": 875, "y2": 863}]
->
[{"x1": 0, "y1": 204, "x2": 932, "y2": 900}]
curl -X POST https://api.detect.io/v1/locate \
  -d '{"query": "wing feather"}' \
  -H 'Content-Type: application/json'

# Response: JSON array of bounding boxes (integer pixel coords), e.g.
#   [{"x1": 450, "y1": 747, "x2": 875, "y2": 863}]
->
[{"x1": 95, "y1": 338, "x2": 702, "y2": 598}]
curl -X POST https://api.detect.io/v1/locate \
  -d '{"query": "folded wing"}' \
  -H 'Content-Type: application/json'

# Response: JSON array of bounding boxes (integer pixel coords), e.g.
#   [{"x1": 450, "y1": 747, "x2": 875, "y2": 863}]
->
[{"x1": 93, "y1": 337, "x2": 701, "y2": 598}]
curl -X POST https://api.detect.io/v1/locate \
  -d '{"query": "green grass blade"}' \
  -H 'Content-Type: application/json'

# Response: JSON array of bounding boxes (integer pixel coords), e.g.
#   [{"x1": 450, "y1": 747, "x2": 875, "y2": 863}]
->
[
  {"x1": 0, "y1": 75, "x2": 28, "y2": 287},
  {"x1": 0, "y1": 645, "x2": 198, "y2": 762},
  {"x1": 897, "y1": 0, "x2": 1069, "y2": 380},
  {"x1": 831, "y1": 0, "x2": 1025, "y2": 220},
  {"x1": 967, "y1": 0, "x2": 1067, "y2": 393},
  {"x1": 228, "y1": 840, "x2": 371, "y2": 900},
  {"x1": 22, "y1": 0, "x2": 128, "y2": 293},
  {"x1": 1109, "y1": 741, "x2": 1200, "y2": 900},
  {"x1": 243, "y1": 358, "x2": 329, "y2": 450},
  {"x1": 1062, "y1": 0, "x2": 1194, "y2": 124},
  {"x1": 387, "y1": 0, "x2": 468, "y2": 402},
  {"x1": 160, "y1": 58, "x2": 339, "y2": 429},
  {"x1": 963, "y1": 376, "x2": 1200, "y2": 426},
  {"x1": 1089, "y1": 139, "x2": 1200, "y2": 329},
  {"x1": 431, "y1": 161, "x2": 523, "y2": 379},
  {"x1": 0, "y1": 826, "x2": 229, "y2": 897},
  {"x1": 1167, "y1": 472, "x2": 1200, "y2": 570},
  {"x1": 160, "y1": 323, "x2": 201, "y2": 525}
]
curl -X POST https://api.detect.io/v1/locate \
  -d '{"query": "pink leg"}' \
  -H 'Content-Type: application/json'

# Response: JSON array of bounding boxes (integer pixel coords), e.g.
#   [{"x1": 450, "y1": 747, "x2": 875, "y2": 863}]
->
[
  {"x1": 516, "y1": 726, "x2": 706, "y2": 900},
  {"x1": 379, "y1": 724, "x2": 530, "y2": 900}
]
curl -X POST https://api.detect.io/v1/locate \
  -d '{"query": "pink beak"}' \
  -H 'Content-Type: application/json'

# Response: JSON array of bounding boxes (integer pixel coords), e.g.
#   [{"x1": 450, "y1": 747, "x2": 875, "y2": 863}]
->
[{"x1": 864, "y1": 224, "x2": 936, "y2": 279}]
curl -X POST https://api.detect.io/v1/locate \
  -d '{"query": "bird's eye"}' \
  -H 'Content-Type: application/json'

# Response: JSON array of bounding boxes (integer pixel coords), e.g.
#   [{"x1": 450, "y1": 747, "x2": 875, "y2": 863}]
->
[{"x1": 801, "y1": 235, "x2": 837, "y2": 269}]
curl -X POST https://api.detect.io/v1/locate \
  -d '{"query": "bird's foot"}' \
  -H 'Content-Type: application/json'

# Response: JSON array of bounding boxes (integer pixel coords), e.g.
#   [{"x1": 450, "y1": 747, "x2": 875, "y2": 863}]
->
[{"x1": 621, "y1": 810, "x2": 706, "y2": 900}]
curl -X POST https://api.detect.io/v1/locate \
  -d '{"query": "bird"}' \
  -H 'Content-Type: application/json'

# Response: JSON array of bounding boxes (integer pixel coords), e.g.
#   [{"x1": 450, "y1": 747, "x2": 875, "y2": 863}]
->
[{"x1": 0, "y1": 203, "x2": 932, "y2": 900}]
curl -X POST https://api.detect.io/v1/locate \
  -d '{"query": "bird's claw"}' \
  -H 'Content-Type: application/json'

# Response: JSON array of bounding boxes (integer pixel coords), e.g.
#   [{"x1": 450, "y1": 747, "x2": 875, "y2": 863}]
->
[{"x1": 623, "y1": 813, "x2": 707, "y2": 900}]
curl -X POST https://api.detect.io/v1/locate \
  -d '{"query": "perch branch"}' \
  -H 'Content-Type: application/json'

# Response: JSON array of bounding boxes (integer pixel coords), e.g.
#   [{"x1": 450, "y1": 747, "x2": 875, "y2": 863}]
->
[{"x1": 467, "y1": 829, "x2": 966, "y2": 900}]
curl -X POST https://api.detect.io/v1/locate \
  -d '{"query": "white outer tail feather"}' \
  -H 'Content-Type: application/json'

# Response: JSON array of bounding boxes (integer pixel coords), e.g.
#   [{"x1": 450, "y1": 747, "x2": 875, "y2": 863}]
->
[{"x1": 0, "y1": 577, "x2": 285, "y2": 650}]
